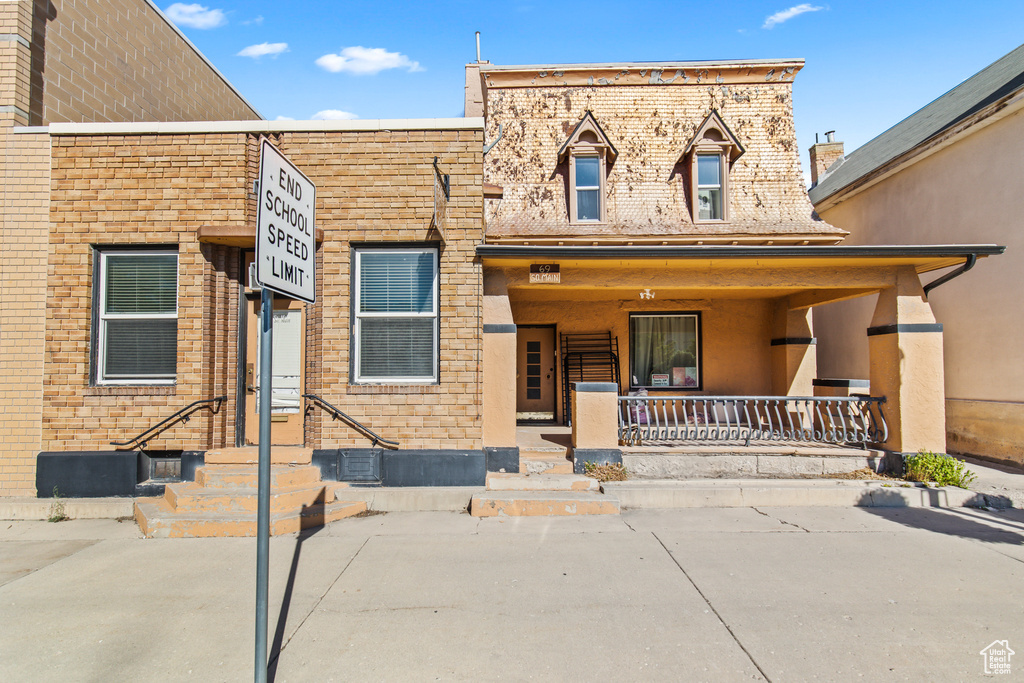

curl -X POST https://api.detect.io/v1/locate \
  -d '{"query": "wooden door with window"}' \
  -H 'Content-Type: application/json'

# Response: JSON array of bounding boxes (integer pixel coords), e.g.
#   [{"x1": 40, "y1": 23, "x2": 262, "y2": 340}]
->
[{"x1": 516, "y1": 326, "x2": 556, "y2": 421}]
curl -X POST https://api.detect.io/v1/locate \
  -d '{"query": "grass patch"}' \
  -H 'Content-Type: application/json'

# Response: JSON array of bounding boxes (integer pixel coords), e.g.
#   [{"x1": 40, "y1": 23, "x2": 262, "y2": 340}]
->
[
  {"x1": 47, "y1": 486, "x2": 68, "y2": 523},
  {"x1": 904, "y1": 451, "x2": 977, "y2": 489}
]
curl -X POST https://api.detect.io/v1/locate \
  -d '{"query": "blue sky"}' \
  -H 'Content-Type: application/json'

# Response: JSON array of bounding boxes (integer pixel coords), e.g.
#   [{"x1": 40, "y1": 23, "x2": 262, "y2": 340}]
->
[{"x1": 163, "y1": 1, "x2": 1024, "y2": 178}]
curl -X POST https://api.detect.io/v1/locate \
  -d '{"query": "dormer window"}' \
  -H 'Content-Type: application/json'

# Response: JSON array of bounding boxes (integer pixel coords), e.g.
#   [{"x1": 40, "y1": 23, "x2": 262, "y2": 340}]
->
[
  {"x1": 696, "y1": 154, "x2": 723, "y2": 220},
  {"x1": 573, "y1": 155, "x2": 601, "y2": 221},
  {"x1": 682, "y1": 110, "x2": 744, "y2": 223},
  {"x1": 558, "y1": 112, "x2": 617, "y2": 224}
]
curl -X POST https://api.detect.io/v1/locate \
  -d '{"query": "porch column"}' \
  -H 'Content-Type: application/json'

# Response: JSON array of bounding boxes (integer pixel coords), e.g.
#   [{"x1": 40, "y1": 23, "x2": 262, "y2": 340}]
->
[
  {"x1": 482, "y1": 270, "x2": 519, "y2": 472},
  {"x1": 868, "y1": 267, "x2": 946, "y2": 455},
  {"x1": 770, "y1": 299, "x2": 816, "y2": 396},
  {"x1": 570, "y1": 382, "x2": 622, "y2": 474}
]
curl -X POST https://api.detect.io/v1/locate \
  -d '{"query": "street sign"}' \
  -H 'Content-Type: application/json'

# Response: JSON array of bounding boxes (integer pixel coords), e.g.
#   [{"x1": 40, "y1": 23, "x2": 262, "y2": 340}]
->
[{"x1": 256, "y1": 138, "x2": 316, "y2": 304}]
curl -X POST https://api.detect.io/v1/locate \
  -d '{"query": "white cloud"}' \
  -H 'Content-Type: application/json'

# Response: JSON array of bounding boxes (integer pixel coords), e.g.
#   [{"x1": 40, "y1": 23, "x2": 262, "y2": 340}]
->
[
  {"x1": 274, "y1": 116, "x2": 295, "y2": 121},
  {"x1": 242, "y1": 15, "x2": 264, "y2": 25},
  {"x1": 315, "y1": 46, "x2": 423, "y2": 75},
  {"x1": 164, "y1": 3, "x2": 227, "y2": 29},
  {"x1": 311, "y1": 109, "x2": 358, "y2": 120},
  {"x1": 762, "y1": 4, "x2": 823, "y2": 29},
  {"x1": 236, "y1": 42, "x2": 289, "y2": 59}
]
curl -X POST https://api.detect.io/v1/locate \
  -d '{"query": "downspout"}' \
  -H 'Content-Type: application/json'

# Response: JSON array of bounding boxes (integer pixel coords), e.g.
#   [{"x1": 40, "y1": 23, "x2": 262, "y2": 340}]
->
[{"x1": 923, "y1": 253, "x2": 976, "y2": 297}]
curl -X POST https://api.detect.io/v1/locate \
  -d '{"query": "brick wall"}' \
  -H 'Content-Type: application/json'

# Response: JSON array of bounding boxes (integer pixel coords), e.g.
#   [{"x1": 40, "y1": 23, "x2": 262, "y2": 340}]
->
[
  {"x1": 26, "y1": 0, "x2": 259, "y2": 124},
  {"x1": 45, "y1": 132, "x2": 248, "y2": 453},
  {"x1": 0, "y1": 126, "x2": 49, "y2": 494},
  {"x1": 41, "y1": 126, "x2": 484, "y2": 463}
]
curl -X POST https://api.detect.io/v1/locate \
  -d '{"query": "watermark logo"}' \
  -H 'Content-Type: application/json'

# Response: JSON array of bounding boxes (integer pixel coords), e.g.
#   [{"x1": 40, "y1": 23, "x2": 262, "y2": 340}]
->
[{"x1": 980, "y1": 640, "x2": 1014, "y2": 675}]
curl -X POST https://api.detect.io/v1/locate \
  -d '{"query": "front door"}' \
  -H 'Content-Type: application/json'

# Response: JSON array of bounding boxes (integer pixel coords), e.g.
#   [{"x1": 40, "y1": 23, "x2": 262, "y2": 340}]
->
[
  {"x1": 516, "y1": 326, "x2": 556, "y2": 421},
  {"x1": 244, "y1": 294, "x2": 305, "y2": 446}
]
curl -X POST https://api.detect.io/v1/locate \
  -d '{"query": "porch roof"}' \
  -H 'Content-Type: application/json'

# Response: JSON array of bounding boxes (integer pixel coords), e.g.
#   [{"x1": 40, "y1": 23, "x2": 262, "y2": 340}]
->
[{"x1": 476, "y1": 243, "x2": 1004, "y2": 275}]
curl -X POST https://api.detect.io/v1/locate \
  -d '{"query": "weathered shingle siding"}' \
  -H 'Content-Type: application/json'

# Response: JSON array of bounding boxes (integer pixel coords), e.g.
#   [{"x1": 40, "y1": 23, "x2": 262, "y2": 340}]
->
[{"x1": 484, "y1": 77, "x2": 840, "y2": 239}]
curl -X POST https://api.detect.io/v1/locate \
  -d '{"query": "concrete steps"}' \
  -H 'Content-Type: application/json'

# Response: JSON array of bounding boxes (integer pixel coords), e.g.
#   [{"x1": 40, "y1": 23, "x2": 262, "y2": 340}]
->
[
  {"x1": 519, "y1": 447, "x2": 573, "y2": 475},
  {"x1": 469, "y1": 462, "x2": 618, "y2": 517},
  {"x1": 135, "y1": 497, "x2": 366, "y2": 538},
  {"x1": 134, "y1": 462, "x2": 366, "y2": 538},
  {"x1": 470, "y1": 491, "x2": 620, "y2": 517}
]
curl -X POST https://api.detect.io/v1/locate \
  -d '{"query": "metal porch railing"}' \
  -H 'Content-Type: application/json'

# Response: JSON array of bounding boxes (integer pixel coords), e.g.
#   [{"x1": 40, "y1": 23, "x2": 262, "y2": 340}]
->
[
  {"x1": 110, "y1": 396, "x2": 226, "y2": 450},
  {"x1": 618, "y1": 395, "x2": 887, "y2": 448},
  {"x1": 303, "y1": 393, "x2": 400, "y2": 449}
]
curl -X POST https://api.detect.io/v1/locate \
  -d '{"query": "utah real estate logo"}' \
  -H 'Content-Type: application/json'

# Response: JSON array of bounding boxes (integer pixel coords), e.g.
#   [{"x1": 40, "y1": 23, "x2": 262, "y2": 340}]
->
[{"x1": 980, "y1": 640, "x2": 1014, "y2": 675}]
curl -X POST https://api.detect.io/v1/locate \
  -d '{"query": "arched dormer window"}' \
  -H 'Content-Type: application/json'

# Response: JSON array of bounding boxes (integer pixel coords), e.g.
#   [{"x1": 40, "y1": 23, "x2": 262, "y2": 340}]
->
[
  {"x1": 557, "y1": 112, "x2": 617, "y2": 224},
  {"x1": 681, "y1": 110, "x2": 744, "y2": 223}
]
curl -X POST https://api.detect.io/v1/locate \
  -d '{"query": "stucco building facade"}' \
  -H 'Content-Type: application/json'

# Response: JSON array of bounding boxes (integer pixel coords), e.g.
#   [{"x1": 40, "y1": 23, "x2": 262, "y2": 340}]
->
[{"x1": 809, "y1": 44, "x2": 1024, "y2": 467}]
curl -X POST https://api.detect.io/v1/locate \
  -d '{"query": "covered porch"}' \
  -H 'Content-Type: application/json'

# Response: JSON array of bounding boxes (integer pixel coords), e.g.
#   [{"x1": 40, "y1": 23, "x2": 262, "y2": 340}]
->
[{"x1": 480, "y1": 244, "x2": 1001, "y2": 470}]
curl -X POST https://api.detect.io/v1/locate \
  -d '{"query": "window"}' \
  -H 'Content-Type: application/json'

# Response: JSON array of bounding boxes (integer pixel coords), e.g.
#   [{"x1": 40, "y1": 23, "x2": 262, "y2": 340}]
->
[
  {"x1": 682, "y1": 110, "x2": 744, "y2": 224},
  {"x1": 696, "y1": 154, "x2": 723, "y2": 220},
  {"x1": 629, "y1": 313, "x2": 701, "y2": 390},
  {"x1": 573, "y1": 155, "x2": 601, "y2": 221},
  {"x1": 95, "y1": 249, "x2": 178, "y2": 384},
  {"x1": 353, "y1": 247, "x2": 438, "y2": 383},
  {"x1": 558, "y1": 111, "x2": 617, "y2": 224}
]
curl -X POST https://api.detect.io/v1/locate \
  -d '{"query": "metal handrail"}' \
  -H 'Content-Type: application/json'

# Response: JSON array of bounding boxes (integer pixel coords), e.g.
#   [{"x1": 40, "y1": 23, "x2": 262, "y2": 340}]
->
[
  {"x1": 110, "y1": 396, "x2": 226, "y2": 450},
  {"x1": 303, "y1": 393, "x2": 400, "y2": 449},
  {"x1": 618, "y1": 395, "x2": 888, "y2": 448}
]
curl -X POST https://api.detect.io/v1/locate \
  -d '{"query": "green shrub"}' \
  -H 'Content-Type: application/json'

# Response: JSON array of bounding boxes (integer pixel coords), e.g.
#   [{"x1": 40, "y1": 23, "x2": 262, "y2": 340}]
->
[
  {"x1": 47, "y1": 486, "x2": 68, "y2": 523},
  {"x1": 904, "y1": 451, "x2": 976, "y2": 489}
]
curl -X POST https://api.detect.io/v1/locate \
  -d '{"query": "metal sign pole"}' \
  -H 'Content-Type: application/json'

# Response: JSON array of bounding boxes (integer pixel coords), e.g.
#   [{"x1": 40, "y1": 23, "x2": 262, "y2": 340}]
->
[{"x1": 255, "y1": 285, "x2": 273, "y2": 683}]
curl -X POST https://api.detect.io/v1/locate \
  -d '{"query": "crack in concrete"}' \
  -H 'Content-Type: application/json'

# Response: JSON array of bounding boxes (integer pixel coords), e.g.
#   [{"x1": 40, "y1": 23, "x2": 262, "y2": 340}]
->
[
  {"x1": 652, "y1": 531, "x2": 772, "y2": 682},
  {"x1": 269, "y1": 536, "x2": 370, "y2": 667},
  {"x1": 752, "y1": 507, "x2": 810, "y2": 532}
]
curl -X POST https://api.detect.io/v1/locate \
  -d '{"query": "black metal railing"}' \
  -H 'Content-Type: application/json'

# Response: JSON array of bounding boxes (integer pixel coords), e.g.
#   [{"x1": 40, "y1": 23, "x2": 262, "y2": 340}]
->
[
  {"x1": 618, "y1": 395, "x2": 887, "y2": 449},
  {"x1": 303, "y1": 393, "x2": 400, "y2": 449},
  {"x1": 111, "y1": 396, "x2": 226, "y2": 450}
]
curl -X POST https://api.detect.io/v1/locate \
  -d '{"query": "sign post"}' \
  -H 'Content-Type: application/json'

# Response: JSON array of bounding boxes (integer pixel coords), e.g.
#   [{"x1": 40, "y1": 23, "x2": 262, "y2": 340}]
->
[{"x1": 253, "y1": 138, "x2": 316, "y2": 683}]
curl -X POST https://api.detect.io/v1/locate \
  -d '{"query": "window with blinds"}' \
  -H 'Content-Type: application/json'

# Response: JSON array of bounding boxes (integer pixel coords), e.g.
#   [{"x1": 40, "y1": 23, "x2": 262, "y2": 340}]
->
[
  {"x1": 353, "y1": 248, "x2": 438, "y2": 383},
  {"x1": 96, "y1": 250, "x2": 178, "y2": 383}
]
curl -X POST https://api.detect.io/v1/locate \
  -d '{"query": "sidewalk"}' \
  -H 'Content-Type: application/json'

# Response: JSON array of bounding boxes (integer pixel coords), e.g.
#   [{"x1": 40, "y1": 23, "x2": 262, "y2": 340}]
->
[{"x1": 2, "y1": 507, "x2": 1023, "y2": 681}]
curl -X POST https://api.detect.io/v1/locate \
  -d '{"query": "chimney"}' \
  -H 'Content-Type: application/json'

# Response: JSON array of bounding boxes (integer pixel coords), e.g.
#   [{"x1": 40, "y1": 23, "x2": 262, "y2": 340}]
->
[{"x1": 808, "y1": 131, "x2": 844, "y2": 186}]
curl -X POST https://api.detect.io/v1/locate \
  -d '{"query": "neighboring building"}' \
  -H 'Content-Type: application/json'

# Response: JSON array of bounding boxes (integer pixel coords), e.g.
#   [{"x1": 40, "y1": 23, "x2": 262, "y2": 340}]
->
[
  {"x1": 809, "y1": 44, "x2": 1024, "y2": 467},
  {"x1": 0, "y1": 0, "x2": 259, "y2": 496},
  {"x1": 467, "y1": 59, "x2": 999, "y2": 466}
]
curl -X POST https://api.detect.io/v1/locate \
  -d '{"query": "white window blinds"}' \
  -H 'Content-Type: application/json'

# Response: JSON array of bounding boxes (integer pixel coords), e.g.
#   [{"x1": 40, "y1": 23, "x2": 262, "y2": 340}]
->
[{"x1": 354, "y1": 249, "x2": 438, "y2": 382}]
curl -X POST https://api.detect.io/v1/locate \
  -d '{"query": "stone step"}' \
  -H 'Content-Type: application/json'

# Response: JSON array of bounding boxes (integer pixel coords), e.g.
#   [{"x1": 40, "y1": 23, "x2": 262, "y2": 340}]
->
[
  {"x1": 195, "y1": 464, "x2": 325, "y2": 489},
  {"x1": 204, "y1": 446, "x2": 312, "y2": 466},
  {"x1": 469, "y1": 491, "x2": 620, "y2": 517},
  {"x1": 519, "y1": 449, "x2": 572, "y2": 475},
  {"x1": 134, "y1": 497, "x2": 366, "y2": 538},
  {"x1": 486, "y1": 472, "x2": 599, "y2": 492},
  {"x1": 164, "y1": 482, "x2": 345, "y2": 515}
]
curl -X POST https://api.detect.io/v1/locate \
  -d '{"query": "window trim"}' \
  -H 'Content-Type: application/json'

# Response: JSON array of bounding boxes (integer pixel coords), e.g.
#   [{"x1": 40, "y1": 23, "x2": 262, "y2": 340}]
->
[
  {"x1": 628, "y1": 311, "x2": 703, "y2": 392},
  {"x1": 694, "y1": 151, "x2": 726, "y2": 222},
  {"x1": 569, "y1": 150, "x2": 606, "y2": 224},
  {"x1": 93, "y1": 247, "x2": 179, "y2": 385},
  {"x1": 351, "y1": 245, "x2": 440, "y2": 385}
]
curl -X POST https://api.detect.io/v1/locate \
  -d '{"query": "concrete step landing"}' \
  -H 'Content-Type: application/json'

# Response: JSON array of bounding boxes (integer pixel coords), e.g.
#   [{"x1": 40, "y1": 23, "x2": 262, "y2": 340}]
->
[
  {"x1": 470, "y1": 491, "x2": 620, "y2": 517},
  {"x1": 519, "y1": 447, "x2": 572, "y2": 475},
  {"x1": 486, "y1": 472, "x2": 599, "y2": 492}
]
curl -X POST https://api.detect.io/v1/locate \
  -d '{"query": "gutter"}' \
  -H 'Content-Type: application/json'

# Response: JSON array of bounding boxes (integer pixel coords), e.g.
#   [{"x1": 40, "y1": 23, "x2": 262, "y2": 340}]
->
[{"x1": 923, "y1": 253, "x2": 976, "y2": 297}]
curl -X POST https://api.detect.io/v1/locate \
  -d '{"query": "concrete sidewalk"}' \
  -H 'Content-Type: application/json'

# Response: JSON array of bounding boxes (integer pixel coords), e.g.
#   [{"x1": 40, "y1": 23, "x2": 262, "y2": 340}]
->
[{"x1": 2, "y1": 507, "x2": 1023, "y2": 681}]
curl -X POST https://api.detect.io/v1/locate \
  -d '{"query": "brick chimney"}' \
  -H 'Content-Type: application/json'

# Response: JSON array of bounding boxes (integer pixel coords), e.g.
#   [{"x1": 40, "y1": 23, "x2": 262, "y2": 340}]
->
[{"x1": 808, "y1": 131, "x2": 844, "y2": 186}]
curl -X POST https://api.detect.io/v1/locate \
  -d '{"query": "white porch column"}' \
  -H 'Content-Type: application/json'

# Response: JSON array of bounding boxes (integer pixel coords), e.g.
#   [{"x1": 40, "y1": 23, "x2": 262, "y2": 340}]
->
[{"x1": 868, "y1": 267, "x2": 946, "y2": 454}]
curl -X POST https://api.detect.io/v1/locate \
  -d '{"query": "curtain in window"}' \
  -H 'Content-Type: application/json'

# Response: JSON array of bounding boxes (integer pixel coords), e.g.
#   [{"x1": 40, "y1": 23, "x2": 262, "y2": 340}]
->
[{"x1": 631, "y1": 315, "x2": 698, "y2": 388}]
